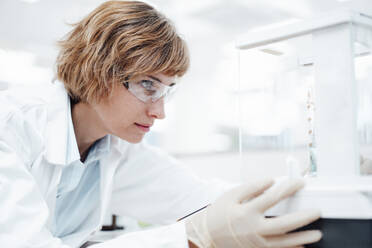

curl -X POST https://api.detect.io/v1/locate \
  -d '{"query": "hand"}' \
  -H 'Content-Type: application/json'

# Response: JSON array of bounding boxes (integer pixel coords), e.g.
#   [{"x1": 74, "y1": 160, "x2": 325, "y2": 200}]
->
[
  {"x1": 185, "y1": 178, "x2": 322, "y2": 248},
  {"x1": 360, "y1": 155, "x2": 372, "y2": 175}
]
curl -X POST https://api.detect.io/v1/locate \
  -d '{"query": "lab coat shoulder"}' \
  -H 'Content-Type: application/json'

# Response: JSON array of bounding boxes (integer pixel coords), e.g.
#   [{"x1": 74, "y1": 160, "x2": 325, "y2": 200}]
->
[
  {"x1": 0, "y1": 84, "x2": 53, "y2": 165},
  {"x1": 0, "y1": 83, "x2": 71, "y2": 248}
]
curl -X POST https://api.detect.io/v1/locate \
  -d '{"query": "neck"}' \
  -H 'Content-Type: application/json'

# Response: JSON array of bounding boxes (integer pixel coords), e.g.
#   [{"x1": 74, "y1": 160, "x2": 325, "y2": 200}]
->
[{"x1": 71, "y1": 102, "x2": 107, "y2": 158}]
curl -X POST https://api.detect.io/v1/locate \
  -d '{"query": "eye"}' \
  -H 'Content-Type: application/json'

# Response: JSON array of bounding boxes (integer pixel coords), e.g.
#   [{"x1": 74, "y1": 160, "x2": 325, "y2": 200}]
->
[
  {"x1": 140, "y1": 80, "x2": 153, "y2": 89},
  {"x1": 140, "y1": 80, "x2": 157, "y2": 95}
]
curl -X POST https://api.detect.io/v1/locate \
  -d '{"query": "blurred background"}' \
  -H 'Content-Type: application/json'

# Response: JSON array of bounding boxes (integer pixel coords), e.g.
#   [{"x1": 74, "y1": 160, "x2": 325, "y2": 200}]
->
[{"x1": 0, "y1": 0, "x2": 372, "y2": 183}]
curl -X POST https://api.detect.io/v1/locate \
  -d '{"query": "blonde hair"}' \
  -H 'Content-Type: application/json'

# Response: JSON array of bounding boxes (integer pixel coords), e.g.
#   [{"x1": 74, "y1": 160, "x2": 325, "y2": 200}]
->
[{"x1": 56, "y1": 0, "x2": 189, "y2": 103}]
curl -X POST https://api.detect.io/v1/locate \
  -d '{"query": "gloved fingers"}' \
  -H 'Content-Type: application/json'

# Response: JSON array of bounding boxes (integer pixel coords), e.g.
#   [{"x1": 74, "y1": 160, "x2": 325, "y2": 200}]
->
[
  {"x1": 261, "y1": 209, "x2": 321, "y2": 235},
  {"x1": 300, "y1": 165, "x2": 310, "y2": 177},
  {"x1": 233, "y1": 178, "x2": 274, "y2": 204},
  {"x1": 265, "y1": 230, "x2": 322, "y2": 248},
  {"x1": 249, "y1": 178, "x2": 304, "y2": 212}
]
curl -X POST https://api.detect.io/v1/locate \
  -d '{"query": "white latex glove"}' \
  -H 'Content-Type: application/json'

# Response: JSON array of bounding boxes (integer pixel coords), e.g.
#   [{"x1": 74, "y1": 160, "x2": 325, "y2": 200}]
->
[
  {"x1": 185, "y1": 178, "x2": 321, "y2": 248},
  {"x1": 360, "y1": 155, "x2": 372, "y2": 175}
]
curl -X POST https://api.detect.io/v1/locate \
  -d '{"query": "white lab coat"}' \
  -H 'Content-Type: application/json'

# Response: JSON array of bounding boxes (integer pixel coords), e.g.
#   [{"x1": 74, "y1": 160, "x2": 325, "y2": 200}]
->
[{"x1": 0, "y1": 82, "x2": 229, "y2": 248}]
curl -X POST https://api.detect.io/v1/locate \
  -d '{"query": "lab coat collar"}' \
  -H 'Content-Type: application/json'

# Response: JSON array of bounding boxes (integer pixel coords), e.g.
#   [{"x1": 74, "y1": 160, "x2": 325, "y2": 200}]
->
[
  {"x1": 44, "y1": 81, "x2": 71, "y2": 166},
  {"x1": 66, "y1": 94, "x2": 81, "y2": 165},
  {"x1": 83, "y1": 135, "x2": 111, "y2": 165}
]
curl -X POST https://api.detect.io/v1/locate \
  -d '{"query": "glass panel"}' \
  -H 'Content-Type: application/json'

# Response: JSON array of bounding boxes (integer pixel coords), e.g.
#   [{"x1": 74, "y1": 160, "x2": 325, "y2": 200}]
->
[
  {"x1": 355, "y1": 23, "x2": 372, "y2": 176},
  {"x1": 238, "y1": 34, "x2": 317, "y2": 178}
]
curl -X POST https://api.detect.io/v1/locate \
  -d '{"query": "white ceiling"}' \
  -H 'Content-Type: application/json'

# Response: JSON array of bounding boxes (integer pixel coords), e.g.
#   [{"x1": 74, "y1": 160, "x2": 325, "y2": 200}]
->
[{"x1": 0, "y1": 0, "x2": 371, "y2": 68}]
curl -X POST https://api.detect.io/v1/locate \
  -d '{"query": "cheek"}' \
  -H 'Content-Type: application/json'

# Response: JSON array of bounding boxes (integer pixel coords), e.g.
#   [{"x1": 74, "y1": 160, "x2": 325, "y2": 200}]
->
[
  {"x1": 92, "y1": 85, "x2": 150, "y2": 142},
  {"x1": 100, "y1": 105, "x2": 134, "y2": 132},
  {"x1": 98, "y1": 95, "x2": 145, "y2": 134},
  {"x1": 107, "y1": 112, "x2": 146, "y2": 144}
]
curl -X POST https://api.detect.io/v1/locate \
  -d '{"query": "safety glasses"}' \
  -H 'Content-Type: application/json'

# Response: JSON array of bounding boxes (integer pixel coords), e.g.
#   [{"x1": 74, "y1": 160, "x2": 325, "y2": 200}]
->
[{"x1": 123, "y1": 76, "x2": 178, "y2": 103}]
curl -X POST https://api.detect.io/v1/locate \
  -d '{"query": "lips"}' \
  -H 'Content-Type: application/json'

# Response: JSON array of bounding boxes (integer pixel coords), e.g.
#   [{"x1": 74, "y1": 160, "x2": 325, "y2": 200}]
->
[{"x1": 135, "y1": 123, "x2": 152, "y2": 132}]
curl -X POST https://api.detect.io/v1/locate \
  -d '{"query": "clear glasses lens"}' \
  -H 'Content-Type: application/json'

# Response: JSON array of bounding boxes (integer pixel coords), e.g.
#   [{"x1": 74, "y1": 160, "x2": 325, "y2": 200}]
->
[{"x1": 125, "y1": 78, "x2": 177, "y2": 103}]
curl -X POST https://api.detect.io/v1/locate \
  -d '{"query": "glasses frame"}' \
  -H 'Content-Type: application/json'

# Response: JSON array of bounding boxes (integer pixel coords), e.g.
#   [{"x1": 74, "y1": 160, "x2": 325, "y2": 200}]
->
[{"x1": 122, "y1": 76, "x2": 178, "y2": 103}]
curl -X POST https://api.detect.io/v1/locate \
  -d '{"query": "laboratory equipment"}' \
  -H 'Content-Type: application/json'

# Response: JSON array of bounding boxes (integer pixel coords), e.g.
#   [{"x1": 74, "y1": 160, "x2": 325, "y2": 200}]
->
[{"x1": 236, "y1": 11, "x2": 372, "y2": 247}]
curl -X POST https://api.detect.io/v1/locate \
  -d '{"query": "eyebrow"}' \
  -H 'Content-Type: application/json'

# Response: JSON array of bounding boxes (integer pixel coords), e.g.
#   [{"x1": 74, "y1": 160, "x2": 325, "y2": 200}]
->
[{"x1": 148, "y1": 75, "x2": 176, "y2": 87}]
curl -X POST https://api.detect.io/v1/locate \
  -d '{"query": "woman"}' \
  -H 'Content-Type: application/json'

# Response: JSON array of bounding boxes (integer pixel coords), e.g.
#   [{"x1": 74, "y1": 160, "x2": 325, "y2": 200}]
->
[{"x1": 0, "y1": 1, "x2": 321, "y2": 247}]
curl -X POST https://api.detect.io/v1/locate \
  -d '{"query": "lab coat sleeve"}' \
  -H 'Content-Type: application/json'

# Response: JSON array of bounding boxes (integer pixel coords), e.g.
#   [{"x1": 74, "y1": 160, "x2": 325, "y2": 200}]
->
[
  {"x1": 0, "y1": 109, "x2": 70, "y2": 248},
  {"x1": 89, "y1": 221, "x2": 188, "y2": 248},
  {"x1": 110, "y1": 141, "x2": 233, "y2": 225}
]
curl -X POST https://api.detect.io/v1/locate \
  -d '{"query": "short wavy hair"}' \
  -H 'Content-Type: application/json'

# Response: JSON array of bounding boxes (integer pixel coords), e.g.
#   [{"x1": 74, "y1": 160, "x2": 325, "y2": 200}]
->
[{"x1": 56, "y1": 0, "x2": 190, "y2": 103}]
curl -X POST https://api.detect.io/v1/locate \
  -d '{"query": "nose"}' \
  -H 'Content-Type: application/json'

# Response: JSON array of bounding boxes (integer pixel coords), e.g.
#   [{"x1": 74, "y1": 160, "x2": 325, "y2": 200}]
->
[{"x1": 147, "y1": 97, "x2": 166, "y2": 119}]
